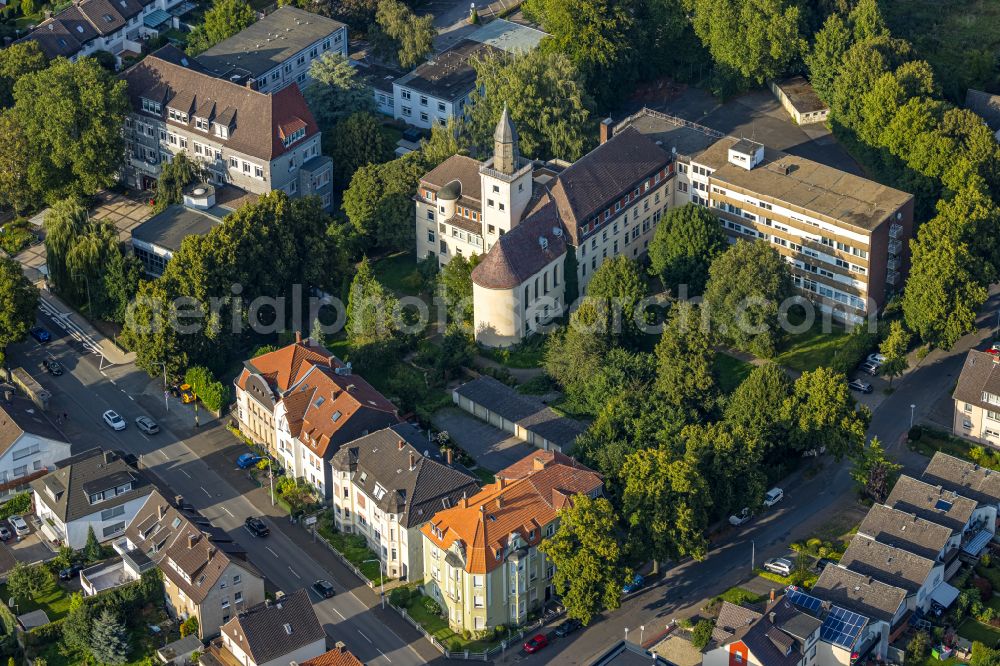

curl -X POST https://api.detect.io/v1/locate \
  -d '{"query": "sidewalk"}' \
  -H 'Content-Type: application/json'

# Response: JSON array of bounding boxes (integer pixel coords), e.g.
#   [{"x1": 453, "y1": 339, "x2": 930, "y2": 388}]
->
[{"x1": 37, "y1": 291, "x2": 135, "y2": 366}]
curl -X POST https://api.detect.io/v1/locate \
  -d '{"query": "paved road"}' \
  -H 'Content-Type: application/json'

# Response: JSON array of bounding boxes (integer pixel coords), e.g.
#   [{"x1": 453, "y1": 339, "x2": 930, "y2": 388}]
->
[{"x1": 7, "y1": 317, "x2": 446, "y2": 666}]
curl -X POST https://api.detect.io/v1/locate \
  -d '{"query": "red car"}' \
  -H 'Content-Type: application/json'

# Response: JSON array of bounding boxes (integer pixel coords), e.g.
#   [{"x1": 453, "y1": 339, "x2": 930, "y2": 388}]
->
[{"x1": 524, "y1": 634, "x2": 549, "y2": 654}]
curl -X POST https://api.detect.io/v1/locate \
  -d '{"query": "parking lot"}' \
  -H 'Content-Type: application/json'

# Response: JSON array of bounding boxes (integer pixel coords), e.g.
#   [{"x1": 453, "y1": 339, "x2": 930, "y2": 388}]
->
[
  {"x1": 431, "y1": 407, "x2": 538, "y2": 472},
  {"x1": 0, "y1": 519, "x2": 57, "y2": 574}
]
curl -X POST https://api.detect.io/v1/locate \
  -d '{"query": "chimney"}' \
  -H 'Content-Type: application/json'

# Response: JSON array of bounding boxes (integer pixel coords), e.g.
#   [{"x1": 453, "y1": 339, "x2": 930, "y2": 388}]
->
[
  {"x1": 409, "y1": 452, "x2": 416, "y2": 471},
  {"x1": 446, "y1": 449, "x2": 453, "y2": 465},
  {"x1": 770, "y1": 588, "x2": 776, "y2": 602},
  {"x1": 398, "y1": 439, "x2": 405, "y2": 451},
  {"x1": 335, "y1": 641, "x2": 347, "y2": 652},
  {"x1": 188, "y1": 533, "x2": 199, "y2": 548},
  {"x1": 769, "y1": 612, "x2": 776, "y2": 624},
  {"x1": 496, "y1": 477, "x2": 506, "y2": 491},
  {"x1": 460, "y1": 493, "x2": 468, "y2": 508},
  {"x1": 158, "y1": 504, "x2": 168, "y2": 519},
  {"x1": 599, "y1": 117, "x2": 614, "y2": 144},
  {"x1": 532, "y1": 456, "x2": 547, "y2": 471},
  {"x1": 295, "y1": 331, "x2": 302, "y2": 343},
  {"x1": 496, "y1": 496, "x2": 503, "y2": 509}
]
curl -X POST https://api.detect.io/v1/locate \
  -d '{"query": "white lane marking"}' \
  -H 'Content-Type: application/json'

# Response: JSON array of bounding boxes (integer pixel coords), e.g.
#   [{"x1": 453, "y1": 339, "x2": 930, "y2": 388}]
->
[
  {"x1": 201, "y1": 486, "x2": 211, "y2": 497},
  {"x1": 378, "y1": 648, "x2": 391, "y2": 662},
  {"x1": 109, "y1": 379, "x2": 116, "y2": 385},
  {"x1": 266, "y1": 547, "x2": 278, "y2": 558},
  {"x1": 180, "y1": 469, "x2": 192, "y2": 478},
  {"x1": 222, "y1": 507, "x2": 234, "y2": 518},
  {"x1": 358, "y1": 630, "x2": 372, "y2": 644},
  {"x1": 332, "y1": 607, "x2": 346, "y2": 620},
  {"x1": 288, "y1": 566, "x2": 301, "y2": 579},
  {"x1": 159, "y1": 450, "x2": 169, "y2": 461},
  {"x1": 140, "y1": 433, "x2": 150, "y2": 442},
  {"x1": 128, "y1": 395, "x2": 134, "y2": 401}
]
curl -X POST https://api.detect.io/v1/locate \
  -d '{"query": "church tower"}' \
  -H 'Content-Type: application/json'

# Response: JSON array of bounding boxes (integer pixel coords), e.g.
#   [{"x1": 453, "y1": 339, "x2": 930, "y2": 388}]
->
[{"x1": 480, "y1": 104, "x2": 534, "y2": 248}]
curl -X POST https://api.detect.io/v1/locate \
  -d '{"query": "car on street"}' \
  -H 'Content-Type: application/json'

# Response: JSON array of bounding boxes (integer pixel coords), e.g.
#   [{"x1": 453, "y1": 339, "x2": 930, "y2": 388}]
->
[
  {"x1": 859, "y1": 360, "x2": 880, "y2": 376},
  {"x1": 236, "y1": 453, "x2": 262, "y2": 469},
  {"x1": 0, "y1": 526, "x2": 11, "y2": 540},
  {"x1": 623, "y1": 574, "x2": 644, "y2": 594},
  {"x1": 9, "y1": 515, "x2": 29, "y2": 537},
  {"x1": 312, "y1": 579, "x2": 336, "y2": 598},
  {"x1": 763, "y1": 557, "x2": 793, "y2": 576},
  {"x1": 523, "y1": 634, "x2": 548, "y2": 654},
  {"x1": 763, "y1": 487, "x2": 784, "y2": 507},
  {"x1": 179, "y1": 384, "x2": 196, "y2": 404},
  {"x1": 729, "y1": 507, "x2": 751, "y2": 526},
  {"x1": 554, "y1": 619, "x2": 582, "y2": 638},
  {"x1": 867, "y1": 353, "x2": 886, "y2": 365},
  {"x1": 848, "y1": 379, "x2": 874, "y2": 393},
  {"x1": 135, "y1": 416, "x2": 159, "y2": 435},
  {"x1": 59, "y1": 564, "x2": 84, "y2": 580},
  {"x1": 42, "y1": 359, "x2": 63, "y2": 376},
  {"x1": 29, "y1": 327, "x2": 51, "y2": 343},
  {"x1": 103, "y1": 410, "x2": 126, "y2": 431},
  {"x1": 244, "y1": 516, "x2": 269, "y2": 537}
]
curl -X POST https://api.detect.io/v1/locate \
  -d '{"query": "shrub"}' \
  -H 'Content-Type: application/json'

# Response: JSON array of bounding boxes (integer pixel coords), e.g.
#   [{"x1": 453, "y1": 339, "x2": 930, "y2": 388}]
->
[
  {"x1": 691, "y1": 619, "x2": 715, "y2": 651},
  {"x1": 909, "y1": 425, "x2": 923, "y2": 441},
  {"x1": 805, "y1": 538, "x2": 823, "y2": 553},
  {"x1": 422, "y1": 597, "x2": 441, "y2": 615},
  {"x1": 462, "y1": 629, "x2": 471, "y2": 640},
  {"x1": 180, "y1": 616, "x2": 199, "y2": 637},
  {"x1": 973, "y1": 576, "x2": 993, "y2": 602},
  {"x1": 0, "y1": 492, "x2": 31, "y2": 520},
  {"x1": 184, "y1": 366, "x2": 231, "y2": 412},
  {"x1": 389, "y1": 587, "x2": 411, "y2": 607},
  {"x1": 676, "y1": 617, "x2": 693, "y2": 629},
  {"x1": 907, "y1": 630, "x2": 930, "y2": 661},
  {"x1": 449, "y1": 639, "x2": 462, "y2": 652}
]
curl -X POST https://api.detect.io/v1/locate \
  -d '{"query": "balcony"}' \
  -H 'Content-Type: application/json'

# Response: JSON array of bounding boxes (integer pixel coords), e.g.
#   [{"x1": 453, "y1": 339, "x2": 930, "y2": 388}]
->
[
  {"x1": 887, "y1": 256, "x2": 901, "y2": 271},
  {"x1": 888, "y1": 239, "x2": 902, "y2": 256},
  {"x1": 886, "y1": 270, "x2": 900, "y2": 286},
  {"x1": 889, "y1": 223, "x2": 903, "y2": 239}
]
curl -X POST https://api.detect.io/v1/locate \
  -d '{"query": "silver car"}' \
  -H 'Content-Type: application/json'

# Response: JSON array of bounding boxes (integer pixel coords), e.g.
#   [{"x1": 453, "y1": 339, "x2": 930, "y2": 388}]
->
[
  {"x1": 135, "y1": 416, "x2": 159, "y2": 435},
  {"x1": 763, "y1": 557, "x2": 793, "y2": 576},
  {"x1": 9, "y1": 515, "x2": 29, "y2": 537}
]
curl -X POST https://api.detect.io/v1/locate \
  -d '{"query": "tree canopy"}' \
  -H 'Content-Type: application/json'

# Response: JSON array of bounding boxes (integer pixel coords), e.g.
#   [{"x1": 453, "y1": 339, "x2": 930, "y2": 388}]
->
[
  {"x1": 186, "y1": 0, "x2": 257, "y2": 55},
  {"x1": 648, "y1": 203, "x2": 726, "y2": 295},
  {"x1": 0, "y1": 41, "x2": 47, "y2": 109},
  {"x1": 327, "y1": 112, "x2": 389, "y2": 189},
  {"x1": 306, "y1": 53, "x2": 376, "y2": 132},
  {"x1": 0, "y1": 256, "x2": 39, "y2": 365},
  {"x1": 370, "y1": 0, "x2": 434, "y2": 69}
]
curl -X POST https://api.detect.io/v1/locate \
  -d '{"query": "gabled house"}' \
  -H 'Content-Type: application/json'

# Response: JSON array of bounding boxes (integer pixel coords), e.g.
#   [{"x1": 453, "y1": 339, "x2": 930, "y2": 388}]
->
[
  {"x1": 420, "y1": 452, "x2": 602, "y2": 631},
  {"x1": 211, "y1": 589, "x2": 326, "y2": 666},
  {"x1": 783, "y1": 586, "x2": 882, "y2": 666},
  {"x1": 120, "y1": 491, "x2": 265, "y2": 638},
  {"x1": 838, "y1": 535, "x2": 942, "y2": 613},
  {"x1": 856, "y1": 504, "x2": 954, "y2": 563},
  {"x1": 885, "y1": 474, "x2": 990, "y2": 558},
  {"x1": 703, "y1": 597, "x2": 821, "y2": 666},
  {"x1": 301, "y1": 643, "x2": 365, "y2": 666},
  {"x1": 31, "y1": 448, "x2": 153, "y2": 549},
  {"x1": 952, "y1": 350, "x2": 1000, "y2": 447},
  {"x1": 0, "y1": 397, "x2": 71, "y2": 500},
  {"x1": 923, "y1": 451, "x2": 1000, "y2": 524},
  {"x1": 812, "y1": 565, "x2": 907, "y2": 630},
  {"x1": 330, "y1": 423, "x2": 479, "y2": 581}
]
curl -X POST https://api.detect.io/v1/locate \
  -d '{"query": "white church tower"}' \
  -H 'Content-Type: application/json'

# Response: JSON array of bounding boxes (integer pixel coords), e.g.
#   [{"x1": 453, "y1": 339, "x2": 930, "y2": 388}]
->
[{"x1": 479, "y1": 104, "x2": 534, "y2": 251}]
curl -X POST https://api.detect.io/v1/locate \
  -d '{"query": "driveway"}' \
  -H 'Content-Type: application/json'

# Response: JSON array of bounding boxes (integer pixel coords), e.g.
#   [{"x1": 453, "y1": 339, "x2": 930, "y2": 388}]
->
[
  {"x1": 432, "y1": 407, "x2": 536, "y2": 472},
  {"x1": 4, "y1": 531, "x2": 55, "y2": 568}
]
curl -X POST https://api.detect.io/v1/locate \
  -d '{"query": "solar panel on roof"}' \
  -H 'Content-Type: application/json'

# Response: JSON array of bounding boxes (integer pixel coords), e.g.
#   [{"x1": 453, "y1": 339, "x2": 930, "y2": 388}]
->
[
  {"x1": 786, "y1": 586, "x2": 822, "y2": 613},
  {"x1": 820, "y1": 606, "x2": 868, "y2": 648}
]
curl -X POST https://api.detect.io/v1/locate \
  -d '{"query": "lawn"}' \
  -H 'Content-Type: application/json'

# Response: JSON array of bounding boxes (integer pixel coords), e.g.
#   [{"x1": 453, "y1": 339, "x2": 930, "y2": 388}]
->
[
  {"x1": 717, "y1": 587, "x2": 765, "y2": 605},
  {"x1": 714, "y1": 352, "x2": 753, "y2": 393},
  {"x1": 371, "y1": 251, "x2": 426, "y2": 298},
  {"x1": 958, "y1": 618, "x2": 1000, "y2": 646},
  {"x1": 402, "y1": 592, "x2": 496, "y2": 652},
  {"x1": 909, "y1": 428, "x2": 977, "y2": 463},
  {"x1": 471, "y1": 467, "x2": 495, "y2": 485},
  {"x1": 479, "y1": 336, "x2": 547, "y2": 369},
  {"x1": 0, "y1": 580, "x2": 73, "y2": 622},
  {"x1": 774, "y1": 311, "x2": 850, "y2": 373},
  {"x1": 381, "y1": 124, "x2": 404, "y2": 148},
  {"x1": 317, "y1": 518, "x2": 390, "y2": 584}
]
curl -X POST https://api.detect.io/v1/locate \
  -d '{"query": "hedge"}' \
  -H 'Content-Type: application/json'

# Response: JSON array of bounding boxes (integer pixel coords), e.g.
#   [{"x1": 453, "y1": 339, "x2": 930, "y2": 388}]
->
[
  {"x1": 184, "y1": 366, "x2": 231, "y2": 412},
  {"x1": 0, "y1": 493, "x2": 31, "y2": 521}
]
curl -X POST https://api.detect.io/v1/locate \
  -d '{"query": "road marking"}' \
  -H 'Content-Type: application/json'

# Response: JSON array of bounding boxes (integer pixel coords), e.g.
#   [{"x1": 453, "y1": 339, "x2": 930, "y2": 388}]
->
[
  {"x1": 140, "y1": 433, "x2": 149, "y2": 442},
  {"x1": 109, "y1": 379, "x2": 115, "y2": 385},
  {"x1": 201, "y1": 486, "x2": 211, "y2": 497},
  {"x1": 288, "y1": 566, "x2": 301, "y2": 579},
  {"x1": 266, "y1": 547, "x2": 278, "y2": 558},
  {"x1": 377, "y1": 648, "x2": 391, "y2": 662},
  {"x1": 128, "y1": 395, "x2": 134, "y2": 401},
  {"x1": 180, "y1": 469, "x2": 192, "y2": 478},
  {"x1": 358, "y1": 630, "x2": 372, "y2": 644},
  {"x1": 159, "y1": 451, "x2": 169, "y2": 461},
  {"x1": 222, "y1": 507, "x2": 234, "y2": 518},
  {"x1": 332, "y1": 607, "x2": 346, "y2": 620}
]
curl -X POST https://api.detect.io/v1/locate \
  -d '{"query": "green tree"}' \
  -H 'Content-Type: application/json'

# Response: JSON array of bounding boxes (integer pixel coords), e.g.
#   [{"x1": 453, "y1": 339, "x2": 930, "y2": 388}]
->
[
  {"x1": 61, "y1": 592, "x2": 91, "y2": 654},
  {"x1": 585, "y1": 255, "x2": 646, "y2": 341},
  {"x1": 805, "y1": 13, "x2": 851, "y2": 102},
  {"x1": 0, "y1": 41, "x2": 46, "y2": 109},
  {"x1": 100, "y1": 250, "x2": 144, "y2": 324},
  {"x1": 346, "y1": 257, "x2": 398, "y2": 346},
  {"x1": 6, "y1": 562, "x2": 53, "y2": 603},
  {"x1": 466, "y1": 50, "x2": 593, "y2": 162},
  {"x1": 438, "y1": 253, "x2": 481, "y2": 328},
  {"x1": 691, "y1": 619, "x2": 715, "y2": 650},
  {"x1": 723, "y1": 362, "x2": 792, "y2": 455},
  {"x1": 84, "y1": 525, "x2": 102, "y2": 561},
  {"x1": 419, "y1": 120, "x2": 469, "y2": 167},
  {"x1": 43, "y1": 198, "x2": 90, "y2": 294},
  {"x1": 306, "y1": 53, "x2": 375, "y2": 132},
  {"x1": 703, "y1": 240, "x2": 793, "y2": 358},
  {"x1": 153, "y1": 153, "x2": 201, "y2": 213},
  {"x1": 848, "y1": 0, "x2": 888, "y2": 41},
  {"x1": 543, "y1": 299, "x2": 612, "y2": 407},
  {"x1": 328, "y1": 112, "x2": 388, "y2": 189},
  {"x1": 186, "y1": 0, "x2": 256, "y2": 55},
  {"x1": 783, "y1": 367, "x2": 867, "y2": 460},
  {"x1": 89, "y1": 609, "x2": 128, "y2": 664},
  {"x1": 538, "y1": 494, "x2": 629, "y2": 625},
  {"x1": 0, "y1": 256, "x2": 39, "y2": 366},
  {"x1": 0, "y1": 111, "x2": 31, "y2": 214},
  {"x1": 648, "y1": 203, "x2": 726, "y2": 295},
  {"x1": 342, "y1": 151, "x2": 426, "y2": 249},
  {"x1": 573, "y1": 348, "x2": 656, "y2": 418},
  {"x1": 691, "y1": 0, "x2": 806, "y2": 84},
  {"x1": 179, "y1": 616, "x2": 199, "y2": 638},
  {"x1": 850, "y1": 437, "x2": 901, "y2": 503},
  {"x1": 654, "y1": 302, "x2": 717, "y2": 416},
  {"x1": 12, "y1": 57, "x2": 128, "y2": 202},
  {"x1": 879, "y1": 320, "x2": 910, "y2": 386},
  {"x1": 371, "y1": 0, "x2": 434, "y2": 68}
]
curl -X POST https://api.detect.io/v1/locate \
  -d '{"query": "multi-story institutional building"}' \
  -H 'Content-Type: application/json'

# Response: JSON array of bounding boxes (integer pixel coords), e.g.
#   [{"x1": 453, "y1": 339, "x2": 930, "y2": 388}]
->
[
  {"x1": 415, "y1": 108, "x2": 915, "y2": 346},
  {"x1": 21, "y1": 0, "x2": 181, "y2": 64},
  {"x1": 952, "y1": 349, "x2": 1000, "y2": 446},
  {"x1": 121, "y1": 46, "x2": 333, "y2": 209},
  {"x1": 420, "y1": 451, "x2": 602, "y2": 632},
  {"x1": 329, "y1": 424, "x2": 479, "y2": 580},
  {"x1": 194, "y1": 7, "x2": 347, "y2": 94}
]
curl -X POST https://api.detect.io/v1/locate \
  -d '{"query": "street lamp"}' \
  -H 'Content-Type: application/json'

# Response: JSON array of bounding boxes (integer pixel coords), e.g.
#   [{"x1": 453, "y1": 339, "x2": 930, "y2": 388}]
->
[
  {"x1": 910, "y1": 403, "x2": 916, "y2": 429},
  {"x1": 624, "y1": 627, "x2": 629, "y2": 643},
  {"x1": 159, "y1": 362, "x2": 169, "y2": 413},
  {"x1": 363, "y1": 558, "x2": 386, "y2": 609},
  {"x1": 640, "y1": 625, "x2": 645, "y2": 646},
  {"x1": 751, "y1": 540, "x2": 755, "y2": 571}
]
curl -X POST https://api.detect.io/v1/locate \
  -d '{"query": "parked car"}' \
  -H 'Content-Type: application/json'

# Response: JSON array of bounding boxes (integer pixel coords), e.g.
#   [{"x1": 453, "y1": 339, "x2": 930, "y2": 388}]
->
[
  {"x1": 554, "y1": 618, "x2": 582, "y2": 638},
  {"x1": 9, "y1": 515, "x2": 29, "y2": 537},
  {"x1": 135, "y1": 416, "x2": 159, "y2": 435},
  {"x1": 848, "y1": 379, "x2": 874, "y2": 394},
  {"x1": 763, "y1": 557, "x2": 793, "y2": 576},
  {"x1": 244, "y1": 516, "x2": 270, "y2": 537},
  {"x1": 312, "y1": 579, "x2": 336, "y2": 599},
  {"x1": 29, "y1": 327, "x2": 51, "y2": 343},
  {"x1": 729, "y1": 507, "x2": 752, "y2": 526},
  {"x1": 859, "y1": 360, "x2": 880, "y2": 376},
  {"x1": 867, "y1": 353, "x2": 887, "y2": 365},
  {"x1": 179, "y1": 384, "x2": 196, "y2": 404},
  {"x1": 42, "y1": 359, "x2": 63, "y2": 376},
  {"x1": 763, "y1": 488, "x2": 784, "y2": 507},
  {"x1": 623, "y1": 574, "x2": 645, "y2": 594},
  {"x1": 59, "y1": 564, "x2": 84, "y2": 580},
  {"x1": 0, "y1": 526, "x2": 11, "y2": 541},
  {"x1": 814, "y1": 557, "x2": 836, "y2": 573},
  {"x1": 103, "y1": 409, "x2": 126, "y2": 431},
  {"x1": 523, "y1": 634, "x2": 549, "y2": 654},
  {"x1": 236, "y1": 453, "x2": 262, "y2": 469}
]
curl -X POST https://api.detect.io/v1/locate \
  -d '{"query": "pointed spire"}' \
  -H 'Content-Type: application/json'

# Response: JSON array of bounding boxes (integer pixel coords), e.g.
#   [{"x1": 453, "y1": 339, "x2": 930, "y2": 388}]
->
[
  {"x1": 494, "y1": 103, "x2": 518, "y2": 144},
  {"x1": 493, "y1": 103, "x2": 519, "y2": 174}
]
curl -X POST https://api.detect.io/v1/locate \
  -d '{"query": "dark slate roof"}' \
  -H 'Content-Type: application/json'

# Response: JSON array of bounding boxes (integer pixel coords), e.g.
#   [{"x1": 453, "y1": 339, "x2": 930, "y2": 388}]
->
[
  {"x1": 221, "y1": 589, "x2": 324, "y2": 664},
  {"x1": 30, "y1": 448, "x2": 152, "y2": 523},
  {"x1": 734, "y1": 598, "x2": 816, "y2": 666},
  {"x1": 420, "y1": 155, "x2": 483, "y2": 204},
  {"x1": 812, "y1": 564, "x2": 907, "y2": 623},
  {"x1": 195, "y1": 7, "x2": 346, "y2": 80},
  {"x1": 131, "y1": 204, "x2": 221, "y2": 253},
  {"x1": 451, "y1": 375, "x2": 587, "y2": 449},
  {"x1": 22, "y1": 6, "x2": 99, "y2": 59},
  {"x1": 885, "y1": 474, "x2": 976, "y2": 534},
  {"x1": 954, "y1": 350, "x2": 1000, "y2": 416},
  {"x1": 713, "y1": 601, "x2": 762, "y2": 643},
  {"x1": 548, "y1": 126, "x2": 670, "y2": 244},
  {"x1": 839, "y1": 535, "x2": 936, "y2": 594},
  {"x1": 471, "y1": 199, "x2": 567, "y2": 289},
  {"x1": 329, "y1": 424, "x2": 479, "y2": 528},
  {"x1": 393, "y1": 39, "x2": 498, "y2": 100},
  {"x1": 857, "y1": 504, "x2": 952, "y2": 561},
  {"x1": 618, "y1": 107, "x2": 722, "y2": 158},
  {"x1": 966, "y1": 89, "x2": 1000, "y2": 130},
  {"x1": 923, "y1": 451, "x2": 1000, "y2": 508}
]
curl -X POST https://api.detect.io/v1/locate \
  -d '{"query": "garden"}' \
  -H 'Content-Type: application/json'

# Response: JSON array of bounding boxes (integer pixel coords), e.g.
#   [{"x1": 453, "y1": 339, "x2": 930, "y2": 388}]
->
[
  {"x1": 0, "y1": 218, "x2": 35, "y2": 257},
  {"x1": 389, "y1": 585, "x2": 504, "y2": 653},
  {"x1": 316, "y1": 514, "x2": 390, "y2": 585}
]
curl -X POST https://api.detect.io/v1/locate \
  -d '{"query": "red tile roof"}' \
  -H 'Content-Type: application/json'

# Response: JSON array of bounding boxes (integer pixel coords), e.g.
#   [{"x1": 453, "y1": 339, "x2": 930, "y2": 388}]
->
[
  {"x1": 236, "y1": 339, "x2": 337, "y2": 393},
  {"x1": 301, "y1": 644, "x2": 365, "y2": 666}
]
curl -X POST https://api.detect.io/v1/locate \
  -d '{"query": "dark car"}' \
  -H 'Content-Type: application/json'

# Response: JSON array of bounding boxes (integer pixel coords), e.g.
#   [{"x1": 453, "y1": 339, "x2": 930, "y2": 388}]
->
[
  {"x1": 29, "y1": 327, "x2": 51, "y2": 343},
  {"x1": 245, "y1": 516, "x2": 270, "y2": 537},
  {"x1": 312, "y1": 579, "x2": 336, "y2": 599},
  {"x1": 554, "y1": 618, "x2": 582, "y2": 638},
  {"x1": 42, "y1": 359, "x2": 63, "y2": 376},
  {"x1": 848, "y1": 379, "x2": 873, "y2": 394},
  {"x1": 0, "y1": 526, "x2": 10, "y2": 541},
  {"x1": 59, "y1": 564, "x2": 84, "y2": 580},
  {"x1": 523, "y1": 634, "x2": 549, "y2": 654},
  {"x1": 815, "y1": 557, "x2": 836, "y2": 573}
]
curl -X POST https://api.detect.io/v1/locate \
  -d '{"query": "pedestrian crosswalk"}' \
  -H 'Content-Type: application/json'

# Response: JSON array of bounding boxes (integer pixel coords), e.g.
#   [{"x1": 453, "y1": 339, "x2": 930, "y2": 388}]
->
[{"x1": 38, "y1": 297, "x2": 102, "y2": 356}]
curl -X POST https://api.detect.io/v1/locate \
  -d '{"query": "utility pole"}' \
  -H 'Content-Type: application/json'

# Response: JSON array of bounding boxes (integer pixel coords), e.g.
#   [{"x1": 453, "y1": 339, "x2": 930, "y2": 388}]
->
[{"x1": 751, "y1": 540, "x2": 755, "y2": 571}]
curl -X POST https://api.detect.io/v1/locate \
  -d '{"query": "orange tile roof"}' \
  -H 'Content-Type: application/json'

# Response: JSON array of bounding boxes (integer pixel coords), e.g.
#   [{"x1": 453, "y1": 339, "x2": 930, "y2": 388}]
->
[
  {"x1": 497, "y1": 450, "x2": 590, "y2": 481},
  {"x1": 301, "y1": 645, "x2": 365, "y2": 666},
  {"x1": 421, "y1": 453, "x2": 602, "y2": 574},
  {"x1": 236, "y1": 338, "x2": 337, "y2": 392}
]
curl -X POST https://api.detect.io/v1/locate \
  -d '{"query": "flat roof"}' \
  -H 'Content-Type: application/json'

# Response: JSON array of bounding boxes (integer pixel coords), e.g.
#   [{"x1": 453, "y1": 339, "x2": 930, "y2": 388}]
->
[
  {"x1": 131, "y1": 204, "x2": 222, "y2": 253},
  {"x1": 195, "y1": 6, "x2": 346, "y2": 79},
  {"x1": 774, "y1": 76, "x2": 829, "y2": 113},
  {"x1": 696, "y1": 136, "x2": 912, "y2": 232},
  {"x1": 394, "y1": 39, "x2": 498, "y2": 101},
  {"x1": 466, "y1": 18, "x2": 546, "y2": 54},
  {"x1": 617, "y1": 108, "x2": 721, "y2": 158}
]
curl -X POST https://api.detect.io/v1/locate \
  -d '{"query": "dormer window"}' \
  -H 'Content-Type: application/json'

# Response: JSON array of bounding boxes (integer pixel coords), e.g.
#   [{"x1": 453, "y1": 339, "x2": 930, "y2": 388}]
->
[
  {"x1": 195, "y1": 117, "x2": 209, "y2": 131},
  {"x1": 168, "y1": 108, "x2": 188, "y2": 123},
  {"x1": 282, "y1": 126, "x2": 306, "y2": 147},
  {"x1": 103, "y1": 13, "x2": 114, "y2": 22},
  {"x1": 141, "y1": 98, "x2": 161, "y2": 115},
  {"x1": 373, "y1": 484, "x2": 387, "y2": 500},
  {"x1": 214, "y1": 123, "x2": 229, "y2": 139}
]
